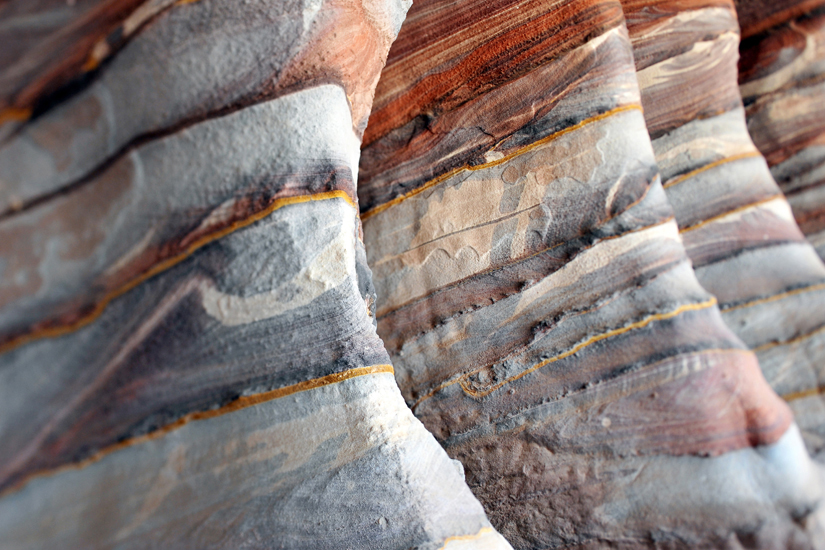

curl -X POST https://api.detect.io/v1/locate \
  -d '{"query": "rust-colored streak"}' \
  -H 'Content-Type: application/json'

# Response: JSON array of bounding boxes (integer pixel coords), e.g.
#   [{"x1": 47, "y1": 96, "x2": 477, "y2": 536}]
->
[
  {"x1": 391, "y1": 216, "x2": 680, "y2": 403},
  {"x1": 0, "y1": 190, "x2": 357, "y2": 356},
  {"x1": 721, "y1": 280, "x2": 825, "y2": 311},
  {"x1": 361, "y1": 104, "x2": 644, "y2": 221},
  {"x1": 0, "y1": 0, "x2": 151, "y2": 115},
  {"x1": 1, "y1": 364, "x2": 394, "y2": 498},
  {"x1": 625, "y1": 0, "x2": 737, "y2": 69},
  {"x1": 738, "y1": 14, "x2": 809, "y2": 86},
  {"x1": 735, "y1": 0, "x2": 825, "y2": 38},
  {"x1": 0, "y1": 107, "x2": 32, "y2": 125},
  {"x1": 782, "y1": 384, "x2": 825, "y2": 402},
  {"x1": 271, "y1": 0, "x2": 405, "y2": 136},
  {"x1": 662, "y1": 151, "x2": 764, "y2": 189},
  {"x1": 459, "y1": 297, "x2": 719, "y2": 398},
  {"x1": 678, "y1": 194, "x2": 784, "y2": 234},
  {"x1": 740, "y1": 6, "x2": 825, "y2": 196},
  {"x1": 438, "y1": 527, "x2": 495, "y2": 549},
  {"x1": 411, "y1": 296, "x2": 718, "y2": 409}
]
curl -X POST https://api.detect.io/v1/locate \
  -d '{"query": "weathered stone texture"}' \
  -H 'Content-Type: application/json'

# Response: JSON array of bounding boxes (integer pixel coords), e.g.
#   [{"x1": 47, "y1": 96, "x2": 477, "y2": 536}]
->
[
  {"x1": 360, "y1": 0, "x2": 825, "y2": 546},
  {"x1": 0, "y1": 0, "x2": 513, "y2": 548}
]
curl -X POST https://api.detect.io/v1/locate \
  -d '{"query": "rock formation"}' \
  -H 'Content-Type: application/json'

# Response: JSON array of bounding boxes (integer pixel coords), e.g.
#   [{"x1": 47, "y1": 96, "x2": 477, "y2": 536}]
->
[
  {"x1": 623, "y1": 0, "x2": 825, "y2": 459},
  {"x1": 737, "y1": 1, "x2": 825, "y2": 451},
  {"x1": 2, "y1": 0, "x2": 825, "y2": 548},
  {"x1": 360, "y1": 0, "x2": 825, "y2": 546},
  {"x1": 737, "y1": 1, "x2": 825, "y2": 267},
  {"x1": 0, "y1": 1, "x2": 511, "y2": 548}
]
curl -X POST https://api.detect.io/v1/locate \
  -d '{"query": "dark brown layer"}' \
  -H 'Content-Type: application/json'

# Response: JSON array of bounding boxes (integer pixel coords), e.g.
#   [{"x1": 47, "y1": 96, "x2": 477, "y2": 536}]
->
[
  {"x1": 0, "y1": 168, "x2": 357, "y2": 354},
  {"x1": 739, "y1": 10, "x2": 810, "y2": 85},
  {"x1": 362, "y1": 0, "x2": 795, "y2": 468},
  {"x1": 435, "y1": 344, "x2": 789, "y2": 459},
  {"x1": 735, "y1": 0, "x2": 825, "y2": 38},
  {"x1": 362, "y1": 0, "x2": 624, "y2": 147},
  {"x1": 633, "y1": 25, "x2": 743, "y2": 139},
  {"x1": 740, "y1": 9, "x2": 825, "y2": 167},
  {"x1": 0, "y1": 0, "x2": 402, "y2": 220},
  {"x1": 624, "y1": 0, "x2": 736, "y2": 70},
  {"x1": 793, "y1": 189, "x2": 825, "y2": 236},
  {"x1": 358, "y1": 0, "x2": 634, "y2": 213}
]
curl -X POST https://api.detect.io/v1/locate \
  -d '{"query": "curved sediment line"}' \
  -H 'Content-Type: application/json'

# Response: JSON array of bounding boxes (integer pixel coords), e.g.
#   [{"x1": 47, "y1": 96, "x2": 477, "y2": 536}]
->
[
  {"x1": 459, "y1": 297, "x2": 718, "y2": 398},
  {"x1": 783, "y1": 385, "x2": 825, "y2": 403},
  {"x1": 438, "y1": 527, "x2": 496, "y2": 549},
  {"x1": 755, "y1": 322, "x2": 825, "y2": 352},
  {"x1": 3, "y1": 0, "x2": 205, "y2": 137},
  {"x1": 0, "y1": 363, "x2": 394, "y2": 499},
  {"x1": 662, "y1": 151, "x2": 763, "y2": 190},
  {"x1": 360, "y1": 104, "x2": 645, "y2": 221},
  {"x1": 392, "y1": 218, "x2": 681, "y2": 388},
  {"x1": 679, "y1": 194, "x2": 784, "y2": 234},
  {"x1": 374, "y1": 190, "x2": 668, "y2": 322},
  {"x1": 411, "y1": 296, "x2": 717, "y2": 409},
  {"x1": 479, "y1": 347, "x2": 758, "y2": 435},
  {"x1": 0, "y1": 190, "x2": 357, "y2": 357},
  {"x1": 720, "y1": 280, "x2": 825, "y2": 312},
  {"x1": 1, "y1": 80, "x2": 358, "y2": 222}
]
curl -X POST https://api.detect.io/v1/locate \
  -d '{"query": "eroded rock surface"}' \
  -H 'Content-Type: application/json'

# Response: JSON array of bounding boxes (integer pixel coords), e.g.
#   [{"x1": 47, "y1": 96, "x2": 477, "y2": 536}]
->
[
  {"x1": 360, "y1": 0, "x2": 825, "y2": 546},
  {"x1": 0, "y1": 1, "x2": 512, "y2": 548},
  {"x1": 623, "y1": 0, "x2": 825, "y2": 460}
]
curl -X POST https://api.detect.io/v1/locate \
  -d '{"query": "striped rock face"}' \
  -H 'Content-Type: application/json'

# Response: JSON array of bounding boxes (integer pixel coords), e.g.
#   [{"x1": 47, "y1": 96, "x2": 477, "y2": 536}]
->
[
  {"x1": 0, "y1": 1, "x2": 514, "y2": 548},
  {"x1": 0, "y1": 0, "x2": 406, "y2": 212},
  {"x1": 360, "y1": 0, "x2": 825, "y2": 546},
  {"x1": 0, "y1": 0, "x2": 178, "y2": 138},
  {"x1": 737, "y1": 3, "x2": 825, "y2": 455},
  {"x1": 739, "y1": 5, "x2": 825, "y2": 259},
  {"x1": 622, "y1": 0, "x2": 825, "y2": 459}
]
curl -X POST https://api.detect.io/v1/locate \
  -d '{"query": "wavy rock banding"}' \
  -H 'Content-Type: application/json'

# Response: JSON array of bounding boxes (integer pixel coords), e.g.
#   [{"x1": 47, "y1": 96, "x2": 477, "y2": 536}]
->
[
  {"x1": 622, "y1": 0, "x2": 825, "y2": 459},
  {"x1": 359, "y1": 0, "x2": 825, "y2": 546},
  {"x1": 0, "y1": 0, "x2": 513, "y2": 548},
  {"x1": 5, "y1": 0, "x2": 825, "y2": 547},
  {"x1": 737, "y1": 2, "x2": 825, "y2": 448}
]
